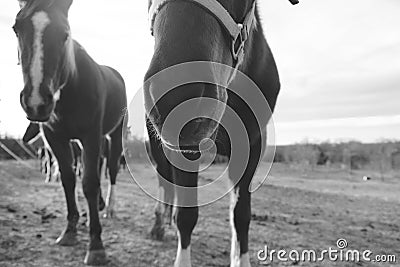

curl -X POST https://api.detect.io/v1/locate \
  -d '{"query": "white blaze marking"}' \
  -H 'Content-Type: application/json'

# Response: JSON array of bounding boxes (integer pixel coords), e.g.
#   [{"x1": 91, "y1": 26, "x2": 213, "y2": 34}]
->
[{"x1": 30, "y1": 11, "x2": 50, "y2": 108}]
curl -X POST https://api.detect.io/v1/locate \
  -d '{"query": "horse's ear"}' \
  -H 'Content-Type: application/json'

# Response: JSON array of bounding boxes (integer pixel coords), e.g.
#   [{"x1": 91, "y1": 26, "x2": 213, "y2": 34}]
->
[
  {"x1": 55, "y1": 0, "x2": 73, "y2": 14},
  {"x1": 18, "y1": 0, "x2": 27, "y2": 9}
]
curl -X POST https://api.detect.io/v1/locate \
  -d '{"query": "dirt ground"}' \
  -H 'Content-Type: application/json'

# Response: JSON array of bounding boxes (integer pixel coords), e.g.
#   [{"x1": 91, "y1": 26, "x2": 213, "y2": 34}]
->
[{"x1": 0, "y1": 160, "x2": 399, "y2": 267}]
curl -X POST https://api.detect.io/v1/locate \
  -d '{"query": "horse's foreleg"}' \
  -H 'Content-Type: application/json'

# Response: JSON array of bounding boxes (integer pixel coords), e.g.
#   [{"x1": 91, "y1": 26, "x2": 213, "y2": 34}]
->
[
  {"x1": 52, "y1": 156, "x2": 60, "y2": 182},
  {"x1": 97, "y1": 158, "x2": 106, "y2": 212},
  {"x1": 151, "y1": 165, "x2": 176, "y2": 239},
  {"x1": 163, "y1": 180, "x2": 175, "y2": 225},
  {"x1": 172, "y1": 152, "x2": 199, "y2": 267},
  {"x1": 39, "y1": 154, "x2": 45, "y2": 174},
  {"x1": 229, "y1": 186, "x2": 251, "y2": 267},
  {"x1": 81, "y1": 136, "x2": 107, "y2": 265},
  {"x1": 44, "y1": 130, "x2": 79, "y2": 246},
  {"x1": 103, "y1": 161, "x2": 115, "y2": 219},
  {"x1": 104, "y1": 123, "x2": 122, "y2": 219},
  {"x1": 228, "y1": 142, "x2": 261, "y2": 267},
  {"x1": 44, "y1": 150, "x2": 51, "y2": 183},
  {"x1": 151, "y1": 177, "x2": 167, "y2": 240}
]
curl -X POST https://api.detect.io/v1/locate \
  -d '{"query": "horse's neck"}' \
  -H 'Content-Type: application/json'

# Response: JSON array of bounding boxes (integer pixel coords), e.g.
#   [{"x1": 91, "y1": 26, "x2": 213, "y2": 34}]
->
[
  {"x1": 65, "y1": 40, "x2": 98, "y2": 88},
  {"x1": 241, "y1": 5, "x2": 261, "y2": 71},
  {"x1": 241, "y1": 7, "x2": 281, "y2": 113}
]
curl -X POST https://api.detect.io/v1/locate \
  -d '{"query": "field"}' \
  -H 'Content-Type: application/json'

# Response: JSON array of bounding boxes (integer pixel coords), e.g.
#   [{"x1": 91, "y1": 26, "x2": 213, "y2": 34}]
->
[{"x1": 0, "y1": 160, "x2": 399, "y2": 267}]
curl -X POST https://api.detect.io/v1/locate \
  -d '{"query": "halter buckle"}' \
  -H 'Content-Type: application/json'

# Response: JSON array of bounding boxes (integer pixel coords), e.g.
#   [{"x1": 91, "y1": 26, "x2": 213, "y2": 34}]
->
[{"x1": 232, "y1": 24, "x2": 248, "y2": 64}]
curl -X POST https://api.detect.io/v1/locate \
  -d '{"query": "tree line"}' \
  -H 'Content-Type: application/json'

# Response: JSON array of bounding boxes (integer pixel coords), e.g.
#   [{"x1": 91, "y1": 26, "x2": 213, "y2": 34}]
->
[{"x1": 1, "y1": 135, "x2": 400, "y2": 175}]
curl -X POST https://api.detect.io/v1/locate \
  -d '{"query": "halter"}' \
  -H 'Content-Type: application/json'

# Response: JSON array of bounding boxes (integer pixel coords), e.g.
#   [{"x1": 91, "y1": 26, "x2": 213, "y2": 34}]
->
[
  {"x1": 149, "y1": 0, "x2": 257, "y2": 70},
  {"x1": 149, "y1": 0, "x2": 299, "y2": 72}
]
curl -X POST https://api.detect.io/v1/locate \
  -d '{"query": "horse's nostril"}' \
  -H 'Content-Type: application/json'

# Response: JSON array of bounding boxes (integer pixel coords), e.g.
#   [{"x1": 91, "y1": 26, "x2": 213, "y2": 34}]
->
[
  {"x1": 20, "y1": 91, "x2": 28, "y2": 110},
  {"x1": 45, "y1": 93, "x2": 53, "y2": 105},
  {"x1": 36, "y1": 102, "x2": 52, "y2": 119},
  {"x1": 26, "y1": 106, "x2": 34, "y2": 115}
]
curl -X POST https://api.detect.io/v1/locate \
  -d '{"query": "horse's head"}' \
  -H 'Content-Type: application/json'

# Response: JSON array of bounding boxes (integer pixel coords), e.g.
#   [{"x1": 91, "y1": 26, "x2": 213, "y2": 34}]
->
[
  {"x1": 145, "y1": 0, "x2": 258, "y2": 151},
  {"x1": 13, "y1": 0, "x2": 75, "y2": 122}
]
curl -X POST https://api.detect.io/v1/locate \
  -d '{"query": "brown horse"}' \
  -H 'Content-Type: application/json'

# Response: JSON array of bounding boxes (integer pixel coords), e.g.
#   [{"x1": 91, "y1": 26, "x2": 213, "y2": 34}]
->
[
  {"x1": 14, "y1": 0, "x2": 127, "y2": 264},
  {"x1": 145, "y1": 0, "x2": 297, "y2": 266}
]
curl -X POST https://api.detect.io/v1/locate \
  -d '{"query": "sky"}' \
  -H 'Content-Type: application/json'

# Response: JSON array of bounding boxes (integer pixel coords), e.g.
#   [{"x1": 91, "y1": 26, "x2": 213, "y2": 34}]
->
[{"x1": 0, "y1": 0, "x2": 399, "y2": 145}]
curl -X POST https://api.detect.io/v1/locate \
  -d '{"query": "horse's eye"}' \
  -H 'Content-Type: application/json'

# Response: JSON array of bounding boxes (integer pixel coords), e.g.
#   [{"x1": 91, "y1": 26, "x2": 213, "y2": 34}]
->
[
  {"x1": 63, "y1": 31, "x2": 70, "y2": 42},
  {"x1": 12, "y1": 25, "x2": 18, "y2": 35},
  {"x1": 12, "y1": 22, "x2": 21, "y2": 37}
]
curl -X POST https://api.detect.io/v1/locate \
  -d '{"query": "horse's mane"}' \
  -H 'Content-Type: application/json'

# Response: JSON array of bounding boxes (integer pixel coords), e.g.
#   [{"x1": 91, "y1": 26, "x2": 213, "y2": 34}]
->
[{"x1": 64, "y1": 37, "x2": 77, "y2": 79}]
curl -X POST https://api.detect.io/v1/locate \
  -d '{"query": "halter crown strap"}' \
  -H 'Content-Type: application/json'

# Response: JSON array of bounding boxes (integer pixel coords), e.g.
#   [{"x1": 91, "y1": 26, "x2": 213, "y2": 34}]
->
[
  {"x1": 150, "y1": 0, "x2": 255, "y2": 40},
  {"x1": 149, "y1": 0, "x2": 257, "y2": 69}
]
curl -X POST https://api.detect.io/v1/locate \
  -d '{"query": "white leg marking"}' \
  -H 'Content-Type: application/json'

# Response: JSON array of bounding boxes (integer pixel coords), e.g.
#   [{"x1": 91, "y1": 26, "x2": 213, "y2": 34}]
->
[
  {"x1": 100, "y1": 158, "x2": 107, "y2": 180},
  {"x1": 230, "y1": 189, "x2": 240, "y2": 267},
  {"x1": 174, "y1": 233, "x2": 191, "y2": 267},
  {"x1": 40, "y1": 155, "x2": 46, "y2": 174},
  {"x1": 104, "y1": 184, "x2": 115, "y2": 218},
  {"x1": 51, "y1": 157, "x2": 60, "y2": 182},
  {"x1": 230, "y1": 188, "x2": 252, "y2": 267},
  {"x1": 30, "y1": 11, "x2": 50, "y2": 108},
  {"x1": 155, "y1": 185, "x2": 165, "y2": 216},
  {"x1": 239, "y1": 253, "x2": 250, "y2": 267}
]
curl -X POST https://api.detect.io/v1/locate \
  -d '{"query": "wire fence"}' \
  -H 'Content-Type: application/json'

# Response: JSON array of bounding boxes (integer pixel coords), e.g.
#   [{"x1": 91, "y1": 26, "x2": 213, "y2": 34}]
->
[{"x1": 0, "y1": 140, "x2": 36, "y2": 169}]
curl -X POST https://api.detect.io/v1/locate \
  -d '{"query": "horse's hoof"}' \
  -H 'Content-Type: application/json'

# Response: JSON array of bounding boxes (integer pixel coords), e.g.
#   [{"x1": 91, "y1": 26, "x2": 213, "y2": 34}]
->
[
  {"x1": 150, "y1": 225, "x2": 165, "y2": 241},
  {"x1": 56, "y1": 231, "x2": 78, "y2": 246},
  {"x1": 103, "y1": 209, "x2": 114, "y2": 219},
  {"x1": 84, "y1": 249, "x2": 107, "y2": 266}
]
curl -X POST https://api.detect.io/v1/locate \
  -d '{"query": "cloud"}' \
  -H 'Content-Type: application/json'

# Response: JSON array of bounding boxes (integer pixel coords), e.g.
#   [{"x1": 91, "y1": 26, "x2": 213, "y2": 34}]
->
[
  {"x1": 0, "y1": 0, "x2": 398, "y2": 144},
  {"x1": 275, "y1": 115, "x2": 400, "y2": 144}
]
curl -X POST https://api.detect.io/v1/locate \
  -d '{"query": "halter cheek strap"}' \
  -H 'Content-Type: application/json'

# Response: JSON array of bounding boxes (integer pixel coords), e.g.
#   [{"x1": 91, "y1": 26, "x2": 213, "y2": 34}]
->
[{"x1": 149, "y1": 0, "x2": 257, "y2": 70}]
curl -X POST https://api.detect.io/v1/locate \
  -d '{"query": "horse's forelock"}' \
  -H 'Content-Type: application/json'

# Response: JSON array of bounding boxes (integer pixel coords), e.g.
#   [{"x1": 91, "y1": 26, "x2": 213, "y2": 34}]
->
[{"x1": 17, "y1": 0, "x2": 55, "y2": 20}]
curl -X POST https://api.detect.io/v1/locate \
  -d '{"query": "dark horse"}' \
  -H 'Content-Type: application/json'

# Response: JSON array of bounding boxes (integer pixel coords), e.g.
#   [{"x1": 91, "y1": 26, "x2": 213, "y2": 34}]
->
[
  {"x1": 14, "y1": 0, "x2": 127, "y2": 265},
  {"x1": 145, "y1": 0, "x2": 297, "y2": 266}
]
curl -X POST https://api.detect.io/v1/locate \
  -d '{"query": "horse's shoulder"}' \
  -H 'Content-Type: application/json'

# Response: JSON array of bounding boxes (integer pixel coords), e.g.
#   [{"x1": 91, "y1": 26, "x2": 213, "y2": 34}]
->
[{"x1": 98, "y1": 65, "x2": 125, "y2": 85}]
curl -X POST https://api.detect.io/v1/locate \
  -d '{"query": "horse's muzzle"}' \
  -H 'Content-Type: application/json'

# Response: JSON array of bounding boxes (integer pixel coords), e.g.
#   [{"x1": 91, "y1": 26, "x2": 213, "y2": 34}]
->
[
  {"x1": 20, "y1": 89, "x2": 55, "y2": 122},
  {"x1": 159, "y1": 118, "x2": 218, "y2": 152}
]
